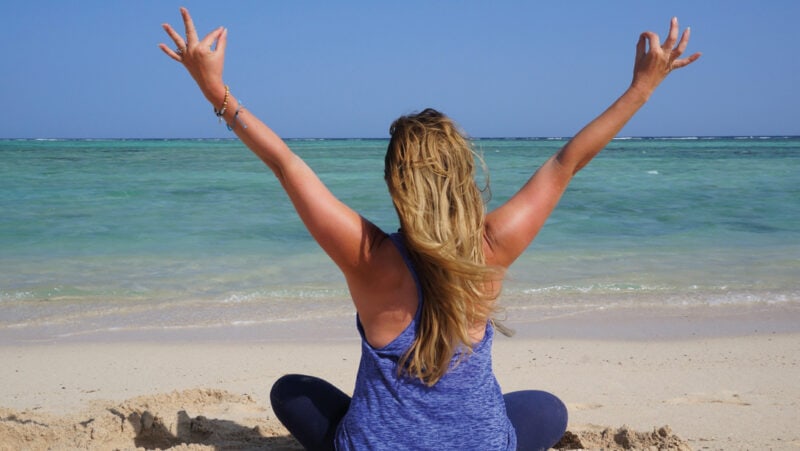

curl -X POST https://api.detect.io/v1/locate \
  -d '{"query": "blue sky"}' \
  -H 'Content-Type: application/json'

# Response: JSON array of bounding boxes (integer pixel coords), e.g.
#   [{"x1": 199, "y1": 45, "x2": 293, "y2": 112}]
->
[{"x1": 2, "y1": 1, "x2": 798, "y2": 138}]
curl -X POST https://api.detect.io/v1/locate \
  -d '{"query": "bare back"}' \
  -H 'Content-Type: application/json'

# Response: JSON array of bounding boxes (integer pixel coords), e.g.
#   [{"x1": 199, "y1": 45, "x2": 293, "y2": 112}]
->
[{"x1": 353, "y1": 228, "x2": 504, "y2": 349}]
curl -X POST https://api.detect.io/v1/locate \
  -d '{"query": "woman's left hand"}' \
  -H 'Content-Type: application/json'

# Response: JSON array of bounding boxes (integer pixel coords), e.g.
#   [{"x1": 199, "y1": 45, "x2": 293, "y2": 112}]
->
[{"x1": 158, "y1": 7, "x2": 228, "y2": 106}]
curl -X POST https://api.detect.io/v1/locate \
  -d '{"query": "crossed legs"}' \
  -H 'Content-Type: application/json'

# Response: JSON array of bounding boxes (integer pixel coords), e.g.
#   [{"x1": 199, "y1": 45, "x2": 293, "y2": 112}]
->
[{"x1": 270, "y1": 374, "x2": 568, "y2": 451}]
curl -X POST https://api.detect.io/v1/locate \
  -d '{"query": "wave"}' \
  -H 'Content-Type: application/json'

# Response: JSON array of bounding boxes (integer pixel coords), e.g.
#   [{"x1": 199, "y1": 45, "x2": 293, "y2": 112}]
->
[
  {"x1": 504, "y1": 283, "x2": 798, "y2": 309},
  {"x1": 220, "y1": 288, "x2": 348, "y2": 304}
]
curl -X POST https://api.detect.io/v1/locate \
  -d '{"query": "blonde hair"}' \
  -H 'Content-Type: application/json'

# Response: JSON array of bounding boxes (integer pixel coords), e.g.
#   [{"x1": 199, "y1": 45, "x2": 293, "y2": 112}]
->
[{"x1": 385, "y1": 108, "x2": 502, "y2": 386}]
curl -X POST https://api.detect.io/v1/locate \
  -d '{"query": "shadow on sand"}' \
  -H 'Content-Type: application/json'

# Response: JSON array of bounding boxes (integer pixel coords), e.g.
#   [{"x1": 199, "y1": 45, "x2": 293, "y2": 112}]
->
[{"x1": 107, "y1": 408, "x2": 303, "y2": 450}]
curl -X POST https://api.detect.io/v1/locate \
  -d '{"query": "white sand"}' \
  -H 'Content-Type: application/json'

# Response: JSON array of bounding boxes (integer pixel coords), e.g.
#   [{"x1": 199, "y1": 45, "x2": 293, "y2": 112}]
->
[{"x1": 1, "y1": 330, "x2": 799, "y2": 450}]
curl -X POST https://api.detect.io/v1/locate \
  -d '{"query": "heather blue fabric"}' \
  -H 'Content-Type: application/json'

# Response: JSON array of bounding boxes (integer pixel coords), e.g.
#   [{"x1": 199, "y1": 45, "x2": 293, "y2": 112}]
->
[
  {"x1": 334, "y1": 233, "x2": 516, "y2": 450},
  {"x1": 270, "y1": 376, "x2": 568, "y2": 451}
]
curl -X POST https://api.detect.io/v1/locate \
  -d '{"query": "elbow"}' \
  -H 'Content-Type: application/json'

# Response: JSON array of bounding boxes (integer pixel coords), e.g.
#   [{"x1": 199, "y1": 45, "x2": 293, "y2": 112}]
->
[
  {"x1": 553, "y1": 152, "x2": 582, "y2": 176},
  {"x1": 270, "y1": 153, "x2": 300, "y2": 185},
  {"x1": 554, "y1": 149, "x2": 593, "y2": 176}
]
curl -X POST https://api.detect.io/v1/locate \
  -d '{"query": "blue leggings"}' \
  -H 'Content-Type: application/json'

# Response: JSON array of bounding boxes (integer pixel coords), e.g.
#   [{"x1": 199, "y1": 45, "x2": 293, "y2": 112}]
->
[{"x1": 270, "y1": 374, "x2": 568, "y2": 451}]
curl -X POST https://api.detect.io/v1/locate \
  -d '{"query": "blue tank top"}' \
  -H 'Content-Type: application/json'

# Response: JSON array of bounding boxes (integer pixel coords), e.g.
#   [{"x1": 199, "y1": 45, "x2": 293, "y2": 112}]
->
[{"x1": 335, "y1": 233, "x2": 516, "y2": 450}]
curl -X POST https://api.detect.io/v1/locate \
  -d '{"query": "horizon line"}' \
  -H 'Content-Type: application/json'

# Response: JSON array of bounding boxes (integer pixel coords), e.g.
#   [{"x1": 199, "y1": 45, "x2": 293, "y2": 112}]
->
[{"x1": 2, "y1": 135, "x2": 799, "y2": 141}]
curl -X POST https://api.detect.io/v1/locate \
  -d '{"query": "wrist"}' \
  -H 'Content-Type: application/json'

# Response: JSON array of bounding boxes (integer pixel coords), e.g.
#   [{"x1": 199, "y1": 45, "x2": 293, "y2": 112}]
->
[
  {"x1": 204, "y1": 83, "x2": 228, "y2": 109},
  {"x1": 626, "y1": 83, "x2": 654, "y2": 105}
]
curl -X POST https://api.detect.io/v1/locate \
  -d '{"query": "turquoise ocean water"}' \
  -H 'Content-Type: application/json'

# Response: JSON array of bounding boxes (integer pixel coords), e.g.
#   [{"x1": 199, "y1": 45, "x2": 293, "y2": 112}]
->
[{"x1": 1, "y1": 137, "x2": 798, "y2": 341}]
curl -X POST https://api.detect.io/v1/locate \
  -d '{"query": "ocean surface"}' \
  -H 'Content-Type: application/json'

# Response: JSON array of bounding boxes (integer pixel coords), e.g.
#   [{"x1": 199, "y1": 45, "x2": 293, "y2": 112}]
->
[{"x1": 1, "y1": 137, "x2": 798, "y2": 342}]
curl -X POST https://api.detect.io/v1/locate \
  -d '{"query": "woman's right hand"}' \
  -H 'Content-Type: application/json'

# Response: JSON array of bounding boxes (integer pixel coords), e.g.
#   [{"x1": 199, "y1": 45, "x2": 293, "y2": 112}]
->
[
  {"x1": 158, "y1": 7, "x2": 229, "y2": 107},
  {"x1": 630, "y1": 17, "x2": 701, "y2": 99}
]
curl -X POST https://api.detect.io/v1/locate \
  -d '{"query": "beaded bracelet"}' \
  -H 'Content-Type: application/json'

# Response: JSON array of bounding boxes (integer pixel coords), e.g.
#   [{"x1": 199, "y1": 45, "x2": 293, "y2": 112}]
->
[{"x1": 214, "y1": 85, "x2": 230, "y2": 123}]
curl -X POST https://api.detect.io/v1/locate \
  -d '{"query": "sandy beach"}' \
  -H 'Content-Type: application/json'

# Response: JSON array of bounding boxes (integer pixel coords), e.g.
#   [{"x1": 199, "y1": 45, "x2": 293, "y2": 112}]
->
[{"x1": 1, "y1": 304, "x2": 798, "y2": 450}]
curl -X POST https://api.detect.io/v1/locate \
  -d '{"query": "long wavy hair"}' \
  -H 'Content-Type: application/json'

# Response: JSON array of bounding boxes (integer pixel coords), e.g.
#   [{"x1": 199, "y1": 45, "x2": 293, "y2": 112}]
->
[{"x1": 385, "y1": 108, "x2": 504, "y2": 386}]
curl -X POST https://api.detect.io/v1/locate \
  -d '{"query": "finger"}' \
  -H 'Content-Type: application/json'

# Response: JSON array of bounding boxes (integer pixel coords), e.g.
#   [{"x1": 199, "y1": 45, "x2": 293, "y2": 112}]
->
[
  {"x1": 158, "y1": 43, "x2": 184, "y2": 63},
  {"x1": 663, "y1": 17, "x2": 679, "y2": 49},
  {"x1": 674, "y1": 26, "x2": 691, "y2": 56},
  {"x1": 162, "y1": 23, "x2": 186, "y2": 48},
  {"x1": 641, "y1": 31, "x2": 660, "y2": 53},
  {"x1": 216, "y1": 27, "x2": 228, "y2": 55},
  {"x1": 636, "y1": 33, "x2": 647, "y2": 61},
  {"x1": 201, "y1": 26, "x2": 225, "y2": 51},
  {"x1": 671, "y1": 52, "x2": 702, "y2": 70},
  {"x1": 181, "y1": 7, "x2": 199, "y2": 45}
]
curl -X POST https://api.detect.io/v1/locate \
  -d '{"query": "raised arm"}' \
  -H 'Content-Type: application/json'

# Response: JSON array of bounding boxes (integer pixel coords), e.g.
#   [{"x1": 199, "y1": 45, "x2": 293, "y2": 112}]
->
[
  {"x1": 485, "y1": 17, "x2": 701, "y2": 268},
  {"x1": 159, "y1": 8, "x2": 384, "y2": 275}
]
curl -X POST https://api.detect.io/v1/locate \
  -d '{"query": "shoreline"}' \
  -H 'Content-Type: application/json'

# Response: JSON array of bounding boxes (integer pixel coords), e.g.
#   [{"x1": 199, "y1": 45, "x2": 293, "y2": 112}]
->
[
  {"x1": 1, "y1": 306, "x2": 799, "y2": 449},
  {"x1": 2, "y1": 301, "x2": 798, "y2": 346}
]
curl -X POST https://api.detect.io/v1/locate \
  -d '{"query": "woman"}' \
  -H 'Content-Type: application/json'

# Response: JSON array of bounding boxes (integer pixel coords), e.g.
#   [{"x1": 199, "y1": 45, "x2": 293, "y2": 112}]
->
[{"x1": 160, "y1": 9, "x2": 699, "y2": 450}]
